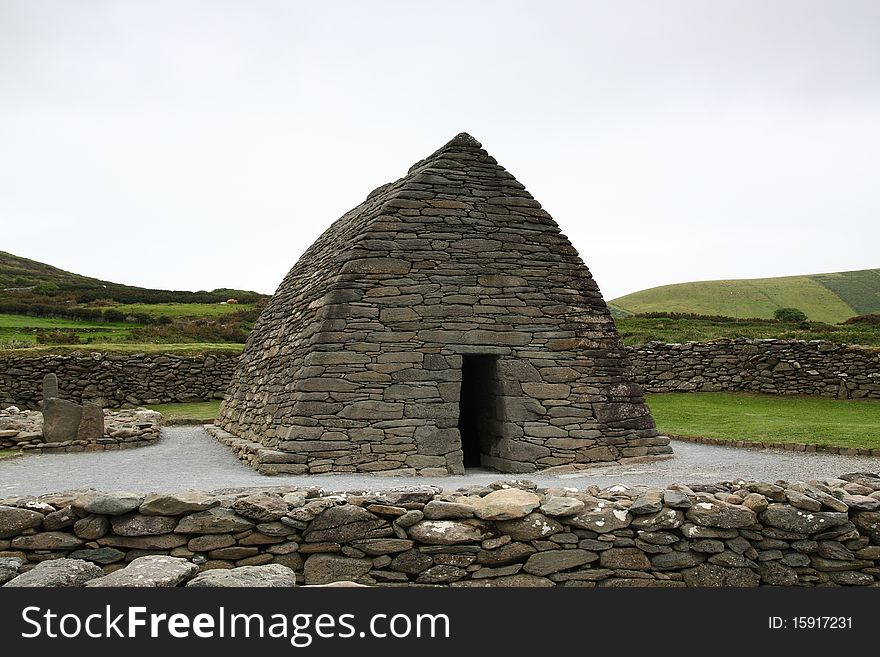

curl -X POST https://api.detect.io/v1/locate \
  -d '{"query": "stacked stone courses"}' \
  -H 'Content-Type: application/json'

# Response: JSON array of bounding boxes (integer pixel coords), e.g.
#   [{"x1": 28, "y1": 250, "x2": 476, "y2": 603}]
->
[
  {"x1": 2, "y1": 338, "x2": 877, "y2": 411},
  {"x1": 217, "y1": 133, "x2": 670, "y2": 475},
  {"x1": 3, "y1": 474, "x2": 880, "y2": 587},
  {"x1": 1, "y1": 352, "x2": 234, "y2": 409},
  {"x1": 631, "y1": 339, "x2": 879, "y2": 398}
]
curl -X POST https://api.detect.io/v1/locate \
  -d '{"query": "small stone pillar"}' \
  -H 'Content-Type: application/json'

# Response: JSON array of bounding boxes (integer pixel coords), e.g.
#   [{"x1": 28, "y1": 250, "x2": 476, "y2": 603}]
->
[{"x1": 42, "y1": 373, "x2": 59, "y2": 409}]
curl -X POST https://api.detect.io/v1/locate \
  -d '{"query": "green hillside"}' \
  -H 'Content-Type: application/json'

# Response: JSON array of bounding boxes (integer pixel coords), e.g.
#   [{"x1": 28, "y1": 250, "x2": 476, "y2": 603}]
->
[
  {"x1": 610, "y1": 268, "x2": 880, "y2": 324},
  {"x1": 0, "y1": 250, "x2": 264, "y2": 305},
  {"x1": 0, "y1": 250, "x2": 267, "y2": 351}
]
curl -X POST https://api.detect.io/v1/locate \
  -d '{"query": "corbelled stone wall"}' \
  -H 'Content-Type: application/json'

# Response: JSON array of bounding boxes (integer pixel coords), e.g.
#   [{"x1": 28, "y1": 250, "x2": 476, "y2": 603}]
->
[
  {"x1": 219, "y1": 132, "x2": 668, "y2": 476},
  {"x1": 0, "y1": 352, "x2": 238, "y2": 410},
  {"x1": 628, "y1": 339, "x2": 880, "y2": 398},
  {"x1": 3, "y1": 474, "x2": 880, "y2": 587}
]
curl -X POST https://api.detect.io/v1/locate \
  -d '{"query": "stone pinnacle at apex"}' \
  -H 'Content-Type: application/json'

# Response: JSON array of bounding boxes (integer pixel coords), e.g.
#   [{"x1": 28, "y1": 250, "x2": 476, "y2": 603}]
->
[
  {"x1": 217, "y1": 133, "x2": 672, "y2": 476},
  {"x1": 443, "y1": 132, "x2": 482, "y2": 149}
]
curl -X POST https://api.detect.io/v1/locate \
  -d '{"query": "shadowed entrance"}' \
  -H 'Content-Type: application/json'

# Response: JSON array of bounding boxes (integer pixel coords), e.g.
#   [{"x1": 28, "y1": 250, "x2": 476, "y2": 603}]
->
[{"x1": 458, "y1": 354, "x2": 501, "y2": 468}]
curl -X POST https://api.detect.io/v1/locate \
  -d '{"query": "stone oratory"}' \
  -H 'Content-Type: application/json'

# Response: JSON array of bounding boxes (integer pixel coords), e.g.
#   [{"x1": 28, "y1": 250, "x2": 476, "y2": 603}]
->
[{"x1": 216, "y1": 133, "x2": 671, "y2": 475}]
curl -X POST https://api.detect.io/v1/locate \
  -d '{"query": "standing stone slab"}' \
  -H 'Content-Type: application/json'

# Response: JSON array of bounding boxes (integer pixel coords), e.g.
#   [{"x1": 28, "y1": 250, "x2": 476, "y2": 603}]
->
[
  {"x1": 42, "y1": 398, "x2": 83, "y2": 443},
  {"x1": 76, "y1": 403, "x2": 104, "y2": 441}
]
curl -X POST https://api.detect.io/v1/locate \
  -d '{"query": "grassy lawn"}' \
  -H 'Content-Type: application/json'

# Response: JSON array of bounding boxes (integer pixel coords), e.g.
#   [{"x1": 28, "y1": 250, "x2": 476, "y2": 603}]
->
[
  {"x1": 0, "y1": 448, "x2": 20, "y2": 460},
  {"x1": 0, "y1": 313, "x2": 135, "y2": 344},
  {"x1": 0, "y1": 314, "x2": 129, "y2": 329},
  {"x1": 0, "y1": 342, "x2": 244, "y2": 356},
  {"x1": 92, "y1": 303, "x2": 254, "y2": 318},
  {"x1": 0, "y1": 303, "x2": 255, "y2": 349},
  {"x1": 145, "y1": 401, "x2": 221, "y2": 422},
  {"x1": 647, "y1": 392, "x2": 880, "y2": 449},
  {"x1": 615, "y1": 316, "x2": 880, "y2": 347}
]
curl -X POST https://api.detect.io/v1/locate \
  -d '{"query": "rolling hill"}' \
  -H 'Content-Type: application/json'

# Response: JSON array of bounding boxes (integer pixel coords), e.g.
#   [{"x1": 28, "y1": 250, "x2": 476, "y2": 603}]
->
[
  {"x1": 609, "y1": 268, "x2": 880, "y2": 324},
  {"x1": 0, "y1": 250, "x2": 265, "y2": 305},
  {"x1": 0, "y1": 250, "x2": 268, "y2": 350}
]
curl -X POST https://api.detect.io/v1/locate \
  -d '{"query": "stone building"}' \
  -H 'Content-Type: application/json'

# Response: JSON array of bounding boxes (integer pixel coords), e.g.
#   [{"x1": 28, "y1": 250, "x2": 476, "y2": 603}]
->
[{"x1": 217, "y1": 133, "x2": 671, "y2": 475}]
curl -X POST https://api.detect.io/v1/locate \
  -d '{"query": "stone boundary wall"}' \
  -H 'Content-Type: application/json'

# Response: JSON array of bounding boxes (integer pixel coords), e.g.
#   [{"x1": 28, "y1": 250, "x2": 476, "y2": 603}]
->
[
  {"x1": 0, "y1": 352, "x2": 240, "y2": 410},
  {"x1": 2, "y1": 474, "x2": 880, "y2": 587},
  {"x1": 1, "y1": 339, "x2": 878, "y2": 412},
  {"x1": 627, "y1": 339, "x2": 880, "y2": 398},
  {"x1": 669, "y1": 434, "x2": 880, "y2": 457}
]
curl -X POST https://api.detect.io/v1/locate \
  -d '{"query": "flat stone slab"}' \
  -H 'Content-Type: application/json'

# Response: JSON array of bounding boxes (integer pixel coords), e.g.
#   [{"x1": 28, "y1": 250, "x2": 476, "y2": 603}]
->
[
  {"x1": 85, "y1": 555, "x2": 198, "y2": 587},
  {"x1": 0, "y1": 505, "x2": 44, "y2": 538},
  {"x1": 0, "y1": 557, "x2": 23, "y2": 585},
  {"x1": 3, "y1": 558, "x2": 103, "y2": 587},
  {"x1": 186, "y1": 564, "x2": 296, "y2": 587}
]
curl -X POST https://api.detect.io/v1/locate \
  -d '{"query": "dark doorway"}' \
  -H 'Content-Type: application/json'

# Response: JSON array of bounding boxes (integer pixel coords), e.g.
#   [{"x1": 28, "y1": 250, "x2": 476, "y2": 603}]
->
[{"x1": 458, "y1": 354, "x2": 500, "y2": 468}]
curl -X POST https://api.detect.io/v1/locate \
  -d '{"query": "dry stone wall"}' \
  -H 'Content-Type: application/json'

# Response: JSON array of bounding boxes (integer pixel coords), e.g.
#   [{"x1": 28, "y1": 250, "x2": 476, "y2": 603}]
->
[
  {"x1": 0, "y1": 352, "x2": 238, "y2": 410},
  {"x1": 628, "y1": 339, "x2": 880, "y2": 398},
  {"x1": 1, "y1": 339, "x2": 877, "y2": 419},
  {"x1": 3, "y1": 474, "x2": 880, "y2": 587}
]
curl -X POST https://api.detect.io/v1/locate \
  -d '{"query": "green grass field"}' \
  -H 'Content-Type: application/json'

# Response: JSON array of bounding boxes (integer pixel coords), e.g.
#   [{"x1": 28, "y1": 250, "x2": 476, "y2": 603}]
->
[
  {"x1": 145, "y1": 400, "x2": 221, "y2": 421},
  {"x1": 0, "y1": 313, "x2": 135, "y2": 344},
  {"x1": 647, "y1": 392, "x2": 880, "y2": 449},
  {"x1": 0, "y1": 302, "x2": 255, "y2": 349},
  {"x1": 0, "y1": 250, "x2": 266, "y2": 352},
  {"x1": 610, "y1": 268, "x2": 880, "y2": 323},
  {"x1": 615, "y1": 316, "x2": 880, "y2": 347},
  {"x1": 0, "y1": 448, "x2": 19, "y2": 460},
  {"x1": 145, "y1": 394, "x2": 880, "y2": 451},
  {"x1": 0, "y1": 342, "x2": 244, "y2": 356},
  {"x1": 813, "y1": 269, "x2": 880, "y2": 316},
  {"x1": 92, "y1": 303, "x2": 255, "y2": 318}
]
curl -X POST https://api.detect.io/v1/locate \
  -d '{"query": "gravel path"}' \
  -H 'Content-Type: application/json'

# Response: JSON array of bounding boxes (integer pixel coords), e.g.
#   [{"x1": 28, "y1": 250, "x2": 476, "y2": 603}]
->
[{"x1": 1, "y1": 426, "x2": 878, "y2": 496}]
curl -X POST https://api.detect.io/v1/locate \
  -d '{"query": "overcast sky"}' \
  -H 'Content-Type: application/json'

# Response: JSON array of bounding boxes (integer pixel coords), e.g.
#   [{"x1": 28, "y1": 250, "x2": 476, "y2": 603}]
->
[{"x1": 1, "y1": 1, "x2": 878, "y2": 301}]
